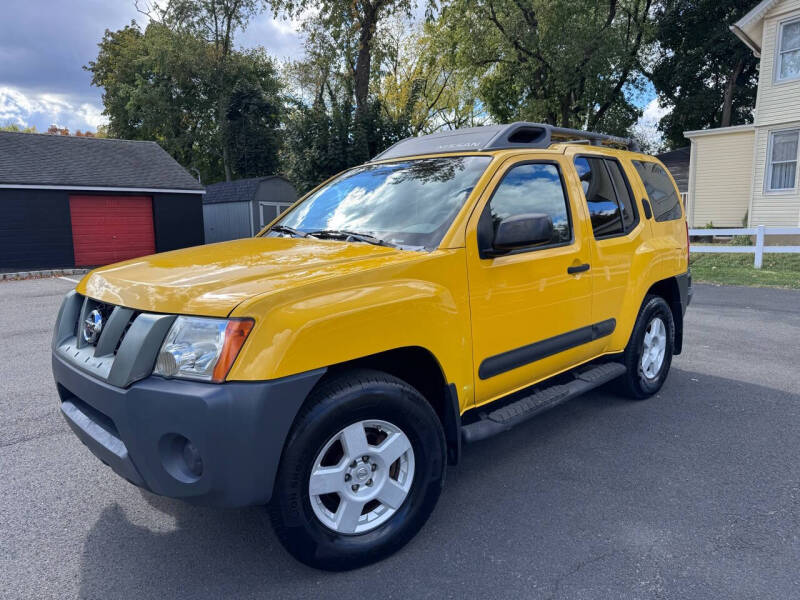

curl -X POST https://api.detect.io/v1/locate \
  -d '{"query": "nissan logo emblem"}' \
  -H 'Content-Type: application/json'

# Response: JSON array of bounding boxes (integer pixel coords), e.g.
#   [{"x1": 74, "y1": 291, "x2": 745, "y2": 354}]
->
[{"x1": 82, "y1": 309, "x2": 104, "y2": 345}]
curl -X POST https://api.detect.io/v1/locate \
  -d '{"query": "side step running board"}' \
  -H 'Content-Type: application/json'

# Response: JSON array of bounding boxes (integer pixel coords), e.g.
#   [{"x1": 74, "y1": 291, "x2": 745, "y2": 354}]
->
[{"x1": 461, "y1": 362, "x2": 626, "y2": 443}]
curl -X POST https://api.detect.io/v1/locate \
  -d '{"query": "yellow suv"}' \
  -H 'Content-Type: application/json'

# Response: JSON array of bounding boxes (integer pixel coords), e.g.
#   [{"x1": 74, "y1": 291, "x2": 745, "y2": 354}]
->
[{"x1": 52, "y1": 123, "x2": 691, "y2": 570}]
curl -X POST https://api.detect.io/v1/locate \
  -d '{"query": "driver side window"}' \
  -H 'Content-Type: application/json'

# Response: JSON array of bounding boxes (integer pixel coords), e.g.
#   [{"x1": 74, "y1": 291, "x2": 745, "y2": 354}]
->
[{"x1": 480, "y1": 162, "x2": 572, "y2": 250}]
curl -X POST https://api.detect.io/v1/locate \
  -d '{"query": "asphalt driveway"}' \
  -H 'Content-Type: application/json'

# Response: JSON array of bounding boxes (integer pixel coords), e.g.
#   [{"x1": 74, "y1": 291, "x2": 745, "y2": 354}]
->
[{"x1": 1, "y1": 277, "x2": 799, "y2": 599}]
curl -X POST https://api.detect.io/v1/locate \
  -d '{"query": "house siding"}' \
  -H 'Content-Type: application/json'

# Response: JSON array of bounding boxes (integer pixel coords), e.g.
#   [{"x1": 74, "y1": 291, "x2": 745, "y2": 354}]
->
[
  {"x1": 754, "y1": 0, "x2": 800, "y2": 127},
  {"x1": 750, "y1": 121, "x2": 800, "y2": 226},
  {"x1": 0, "y1": 189, "x2": 74, "y2": 269},
  {"x1": 748, "y1": 0, "x2": 800, "y2": 226},
  {"x1": 152, "y1": 193, "x2": 205, "y2": 252},
  {"x1": 688, "y1": 129, "x2": 755, "y2": 227}
]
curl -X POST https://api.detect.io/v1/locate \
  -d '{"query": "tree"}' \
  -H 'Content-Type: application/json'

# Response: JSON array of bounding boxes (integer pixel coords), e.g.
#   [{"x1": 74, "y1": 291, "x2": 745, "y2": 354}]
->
[
  {"x1": 1, "y1": 123, "x2": 37, "y2": 133},
  {"x1": 283, "y1": 27, "x2": 400, "y2": 191},
  {"x1": 135, "y1": 0, "x2": 271, "y2": 180},
  {"x1": 276, "y1": 0, "x2": 419, "y2": 161},
  {"x1": 649, "y1": 0, "x2": 758, "y2": 149},
  {"x1": 377, "y1": 19, "x2": 487, "y2": 135},
  {"x1": 438, "y1": 0, "x2": 655, "y2": 135},
  {"x1": 86, "y1": 21, "x2": 283, "y2": 183}
]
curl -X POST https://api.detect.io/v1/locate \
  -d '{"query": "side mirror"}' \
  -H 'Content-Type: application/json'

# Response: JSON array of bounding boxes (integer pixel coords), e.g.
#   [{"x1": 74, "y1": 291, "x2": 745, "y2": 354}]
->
[{"x1": 490, "y1": 213, "x2": 554, "y2": 255}]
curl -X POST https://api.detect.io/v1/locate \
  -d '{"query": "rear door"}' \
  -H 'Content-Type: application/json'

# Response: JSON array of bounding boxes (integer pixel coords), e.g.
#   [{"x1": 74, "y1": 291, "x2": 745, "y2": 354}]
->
[
  {"x1": 466, "y1": 155, "x2": 602, "y2": 407},
  {"x1": 568, "y1": 152, "x2": 644, "y2": 347},
  {"x1": 629, "y1": 158, "x2": 688, "y2": 274}
]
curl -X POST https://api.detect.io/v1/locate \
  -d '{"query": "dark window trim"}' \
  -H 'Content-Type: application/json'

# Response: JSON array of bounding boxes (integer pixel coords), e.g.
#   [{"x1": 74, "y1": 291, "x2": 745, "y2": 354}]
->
[
  {"x1": 573, "y1": 154, "x2": 640, "y2": 240},
  {"x1": 478, "y1": 318, "x2": 617, "y2": 379},
  {"x1": 604, "y1": 157, "x2": 640, "y2": 232},
  {"x1": 478, "y1": 159, "x2": 575, "y2": 259}
]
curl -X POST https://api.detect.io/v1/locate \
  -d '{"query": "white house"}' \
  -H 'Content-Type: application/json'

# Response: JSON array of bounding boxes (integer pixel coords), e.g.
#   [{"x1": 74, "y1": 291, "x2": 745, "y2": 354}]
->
[{"x1": 684, "y1": 0, "x2": 800, "y2": 228}]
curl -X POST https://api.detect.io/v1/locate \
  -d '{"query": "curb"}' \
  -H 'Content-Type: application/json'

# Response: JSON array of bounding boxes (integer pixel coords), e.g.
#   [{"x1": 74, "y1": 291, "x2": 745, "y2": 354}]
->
[{"x1": 1, "y1": 269, "x2": 89, "y2": 281}]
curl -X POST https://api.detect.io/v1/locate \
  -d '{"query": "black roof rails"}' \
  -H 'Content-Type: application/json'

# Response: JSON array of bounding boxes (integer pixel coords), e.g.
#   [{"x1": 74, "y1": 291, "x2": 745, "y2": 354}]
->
[{"x1": 371, "y1": 122, "x2": 640, "y2": 161}]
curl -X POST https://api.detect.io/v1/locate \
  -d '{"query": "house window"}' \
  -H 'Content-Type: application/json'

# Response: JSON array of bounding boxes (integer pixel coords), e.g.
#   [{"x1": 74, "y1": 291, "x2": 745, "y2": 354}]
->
[
  {"x1": 777, "y1": 18, "x2": 800, "y2": 81},
  {"x1": 767, "y1": 130, "x2": 799, "y2": 191}
]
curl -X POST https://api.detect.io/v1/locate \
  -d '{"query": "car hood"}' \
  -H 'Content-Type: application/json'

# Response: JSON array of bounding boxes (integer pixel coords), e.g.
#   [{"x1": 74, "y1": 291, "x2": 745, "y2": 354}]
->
[{"x1": 77, "y1": 237, "x2": 418, "y2": 317}]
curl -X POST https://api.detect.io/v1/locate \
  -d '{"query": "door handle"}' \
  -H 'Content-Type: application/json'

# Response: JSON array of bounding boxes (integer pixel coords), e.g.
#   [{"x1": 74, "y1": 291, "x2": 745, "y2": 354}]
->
[{"x1": 567, "y1": 263, "x2": 590, "y2": 274}]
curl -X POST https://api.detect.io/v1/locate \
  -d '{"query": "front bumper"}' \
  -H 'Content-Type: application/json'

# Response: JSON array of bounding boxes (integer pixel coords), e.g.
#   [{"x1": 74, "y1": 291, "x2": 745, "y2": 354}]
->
[{"x1": 53, "y1": 354, "x2": 324, "y2": 507}]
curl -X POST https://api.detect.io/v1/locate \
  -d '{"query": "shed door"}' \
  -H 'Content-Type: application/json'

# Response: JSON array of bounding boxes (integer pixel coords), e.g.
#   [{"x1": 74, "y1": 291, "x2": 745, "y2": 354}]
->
[{"x1": 69, "y1": 195, "x2": 155, "y2": 266}]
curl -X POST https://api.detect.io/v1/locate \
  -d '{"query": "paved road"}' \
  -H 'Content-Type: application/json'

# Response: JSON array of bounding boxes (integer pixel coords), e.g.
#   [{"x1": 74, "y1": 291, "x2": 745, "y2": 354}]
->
[{"x1": 2, "y1": 277, "x2": 799, "y2": 599}]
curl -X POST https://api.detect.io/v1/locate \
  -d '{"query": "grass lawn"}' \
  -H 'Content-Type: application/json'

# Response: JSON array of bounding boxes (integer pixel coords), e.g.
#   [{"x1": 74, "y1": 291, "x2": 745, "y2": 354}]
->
[{"x1": 689, "y1": 253, "x2": 800, "y2": 289}]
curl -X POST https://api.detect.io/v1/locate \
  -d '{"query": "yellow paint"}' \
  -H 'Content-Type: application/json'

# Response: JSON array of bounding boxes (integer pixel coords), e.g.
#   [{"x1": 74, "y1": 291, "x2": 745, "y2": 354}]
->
[{"x1": 76, "y1": 145, "x2": 688, "y2": 415}]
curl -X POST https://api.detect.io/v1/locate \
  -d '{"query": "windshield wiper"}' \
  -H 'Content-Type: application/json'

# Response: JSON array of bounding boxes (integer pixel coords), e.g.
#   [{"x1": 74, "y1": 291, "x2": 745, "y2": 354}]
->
[
  {"x1": 270, "y1": 224, "x2": 308, "y2": 238},
  {"x1": 308, "y1": 229, "x2": 397, "y2": 248}
]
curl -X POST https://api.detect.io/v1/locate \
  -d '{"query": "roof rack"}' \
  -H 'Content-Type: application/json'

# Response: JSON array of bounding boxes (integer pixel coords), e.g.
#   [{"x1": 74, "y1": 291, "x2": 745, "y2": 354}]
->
[{"x1": 371, "y1": 122, "x2": 640, "y2": 161}]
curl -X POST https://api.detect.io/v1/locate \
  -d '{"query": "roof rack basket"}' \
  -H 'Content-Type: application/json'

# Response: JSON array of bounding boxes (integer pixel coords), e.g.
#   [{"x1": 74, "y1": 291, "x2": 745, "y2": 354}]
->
[{"x1": 372, "y1": 122, "x2": 640, "y2": 161}]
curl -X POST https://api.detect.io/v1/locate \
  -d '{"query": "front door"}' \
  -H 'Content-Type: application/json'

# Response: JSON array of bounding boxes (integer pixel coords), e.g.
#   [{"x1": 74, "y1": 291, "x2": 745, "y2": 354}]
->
[{"x1": 466, "y1": 156, "x2": 600, "y2": 407}]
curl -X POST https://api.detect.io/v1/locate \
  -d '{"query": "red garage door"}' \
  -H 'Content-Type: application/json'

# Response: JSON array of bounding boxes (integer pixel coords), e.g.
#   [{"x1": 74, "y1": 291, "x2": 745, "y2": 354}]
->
[{"x1": 69, "y1": 196, "x2": 156, "y2": 266}]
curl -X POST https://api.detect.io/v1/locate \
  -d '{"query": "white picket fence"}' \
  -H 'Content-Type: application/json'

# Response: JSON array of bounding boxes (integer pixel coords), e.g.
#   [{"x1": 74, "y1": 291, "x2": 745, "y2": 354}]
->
[{"x1": 689, "y1": 226, "x2": 800, "y2": 268}]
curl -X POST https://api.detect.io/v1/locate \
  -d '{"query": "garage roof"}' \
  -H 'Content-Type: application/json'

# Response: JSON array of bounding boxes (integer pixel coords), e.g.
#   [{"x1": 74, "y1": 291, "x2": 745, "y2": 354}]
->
[{"x1": 0, "y1": 131, "x2": 204, "y2": 193}]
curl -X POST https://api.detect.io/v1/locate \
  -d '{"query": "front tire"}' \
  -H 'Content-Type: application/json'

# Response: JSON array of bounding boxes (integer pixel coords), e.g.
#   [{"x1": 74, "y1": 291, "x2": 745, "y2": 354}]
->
[
  {"x1": 269, "y1": 369, "x2": 446, "y2": 571},
  {"x1": 618, "y1": 295, "x2": 675, "y2": 399}
]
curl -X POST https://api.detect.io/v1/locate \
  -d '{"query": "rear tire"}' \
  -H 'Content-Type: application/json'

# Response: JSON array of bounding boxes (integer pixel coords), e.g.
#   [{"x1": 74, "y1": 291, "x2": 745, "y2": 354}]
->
[
  {"x1": 618, "y1": 295, "x2": 675, "y2": 400},
  {"x1": 269, "y1": 369, "x2": 446, "y2": 571}
]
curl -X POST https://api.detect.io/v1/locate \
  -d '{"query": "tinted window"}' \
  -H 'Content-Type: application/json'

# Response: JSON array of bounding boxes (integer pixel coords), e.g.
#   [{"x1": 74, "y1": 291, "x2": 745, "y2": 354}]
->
[
  {"x1": 606, "y1": 160, "x2": 637, "y2": 230},
  {"x1": 273, "y1": 156, "x2": 492, "y2": 250},
  {"x1": 632, "y1": 161, "x2": 682, "y2": 222},
  {"x1": 573, "y1": 157, "x2": 624, "y2": 237},
  {"x1": 487, "y1": 163, "x2": 571, "y2": 246}
]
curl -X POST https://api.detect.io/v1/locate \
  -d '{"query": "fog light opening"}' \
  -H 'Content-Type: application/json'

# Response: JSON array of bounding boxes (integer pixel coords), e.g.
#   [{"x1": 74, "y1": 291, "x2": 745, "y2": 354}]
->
[
  {"x1": 159, "y1": 433, "x2": 204, "y2": 483},
  {"x1": 182, "y1": 439, "x2": 204, "y2": 477}
]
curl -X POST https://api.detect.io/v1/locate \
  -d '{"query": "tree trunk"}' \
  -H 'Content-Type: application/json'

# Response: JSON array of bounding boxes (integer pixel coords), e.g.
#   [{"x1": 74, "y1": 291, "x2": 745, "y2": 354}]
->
[
  {"x1": 354, "y1": 13, "x2": 376, "y2": 120},
  {"x1": 219, "y1": 98, "x2": 232, "y2": 182},
  {"x1": 352, "y1": 4, "x2": 378, "y2": 161},
  {"x1": 721, "y1": 57, "x2": 745, "y2": 127}
]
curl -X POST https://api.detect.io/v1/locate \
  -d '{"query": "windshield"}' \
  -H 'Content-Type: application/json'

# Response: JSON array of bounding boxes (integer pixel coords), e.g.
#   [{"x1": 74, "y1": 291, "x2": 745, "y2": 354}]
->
[{"x1": 265, "y1": 156, "x2": 492, "y2": 250}]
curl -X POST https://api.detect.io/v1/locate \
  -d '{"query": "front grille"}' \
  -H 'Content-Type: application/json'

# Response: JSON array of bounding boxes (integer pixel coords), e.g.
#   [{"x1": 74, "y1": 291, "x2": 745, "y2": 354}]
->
[
  {"x1": 75, "y1": 296, "x2": 137, "y2": 356},
  {"x1": 54, "y1": 291, "x2": 176, "y2": 388},
  {"x1": 114, "y1": 310, "x2": 141, "y2": 355}
]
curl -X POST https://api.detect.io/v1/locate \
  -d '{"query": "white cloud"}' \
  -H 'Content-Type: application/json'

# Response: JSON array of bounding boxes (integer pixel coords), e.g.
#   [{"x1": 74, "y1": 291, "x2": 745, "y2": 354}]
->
[
  {"x1": 640, "y1": 97, "x2": 669, "y2": 125},
  {"x1": 76, "y1": 103, "x2": 107, "y2": 129},
  {"x1": 631, "y1": 97, "x2": 670, "y2": 153},
  {"x1": 0, "y1": 86, "x2": 107, "y2": 132}
]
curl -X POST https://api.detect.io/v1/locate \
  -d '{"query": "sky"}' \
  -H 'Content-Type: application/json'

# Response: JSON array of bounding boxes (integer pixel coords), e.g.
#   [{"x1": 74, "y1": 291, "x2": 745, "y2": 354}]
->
[
  {"x1": 0, "y1": 0, "x2": 303, "y2": 133},
  {"x1": 0, "y1": 0, "x2": 663, "y2": 145}
]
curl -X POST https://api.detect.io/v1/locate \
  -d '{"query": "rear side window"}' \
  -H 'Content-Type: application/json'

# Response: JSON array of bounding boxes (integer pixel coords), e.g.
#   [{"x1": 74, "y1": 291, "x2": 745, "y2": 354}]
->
[
  {"x1": 632, "y1": 161, "x2": 682, "y2": 222},
  {"x1": 485, "y1": 162, "x2": 572, "y2": 246},
  {"x1": 573, "y1": 157, "x2": 624, "y2": 238}
]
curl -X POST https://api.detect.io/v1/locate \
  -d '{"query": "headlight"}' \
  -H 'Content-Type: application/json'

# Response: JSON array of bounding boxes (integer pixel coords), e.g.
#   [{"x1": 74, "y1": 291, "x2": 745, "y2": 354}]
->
[{"x1": 153, "y1": 316, "x2": 254, "y2": 382}]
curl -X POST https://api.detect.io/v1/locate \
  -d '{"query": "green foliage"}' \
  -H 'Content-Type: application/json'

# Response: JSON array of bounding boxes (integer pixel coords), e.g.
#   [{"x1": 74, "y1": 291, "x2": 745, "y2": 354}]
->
[
  {"x1": 730, "y1": 235, "x2": 753, "y2": 246},
  {"x1": 437, "y1": 0, "x2": 655, "y2": 134},
  {"x1": 1, "y1": 123, "x2": 38, "y2": 133},
  {"x1": 377, "y1": 20, "x2": 486, "y2": 135},
  {"x1": 275, "y1": 0, "x2": 419, "y2": 163},
  {"x1": 86, "y1": 21, "x2": 283, "y2": 183},
  {"x1": 650, "y1": 0, "x2": 758, "y2": 149},
  {"x1": 279, "y1": 14, "x2": 424, "y2": 192}
]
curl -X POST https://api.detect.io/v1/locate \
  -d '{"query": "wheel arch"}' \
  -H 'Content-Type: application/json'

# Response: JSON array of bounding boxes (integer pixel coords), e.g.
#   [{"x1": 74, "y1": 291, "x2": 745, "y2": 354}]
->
[
  {"x1": 322, "y1": 346, "x2": 462, "y2": 465},
  {"x1": 644, "y1": 276, "x2": 683, "y2": 354}
]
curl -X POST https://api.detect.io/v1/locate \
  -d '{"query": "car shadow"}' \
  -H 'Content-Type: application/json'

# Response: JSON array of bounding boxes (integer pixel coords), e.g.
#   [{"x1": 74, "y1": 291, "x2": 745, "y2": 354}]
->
[{"x1": 78, "y1": 368, "x2": 800, "y2": 599}]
